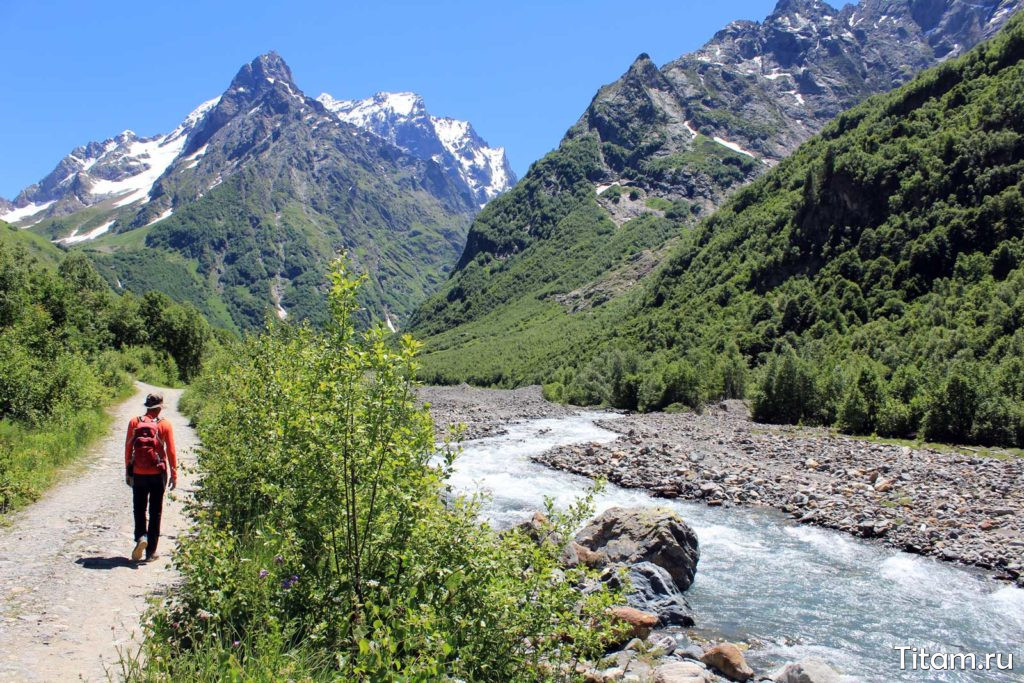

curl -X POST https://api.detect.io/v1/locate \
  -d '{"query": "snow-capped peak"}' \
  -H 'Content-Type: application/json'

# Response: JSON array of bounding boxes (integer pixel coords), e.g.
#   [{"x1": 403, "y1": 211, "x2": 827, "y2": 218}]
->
[
  {"x1": 1, "y1": 95, "x2": 220, "y2": 227},
  {"x1": 317, "y1": 91, "x2": 515, "y2": 204}
]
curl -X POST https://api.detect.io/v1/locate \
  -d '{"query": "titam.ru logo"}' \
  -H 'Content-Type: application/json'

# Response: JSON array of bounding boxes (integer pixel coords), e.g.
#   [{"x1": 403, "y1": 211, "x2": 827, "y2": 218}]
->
[{"x1": 894, "y1": 646, "x2": 1014, "y2": 674}]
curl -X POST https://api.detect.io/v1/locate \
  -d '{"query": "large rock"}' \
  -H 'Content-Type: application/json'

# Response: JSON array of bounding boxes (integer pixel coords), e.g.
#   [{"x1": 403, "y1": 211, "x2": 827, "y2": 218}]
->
[
  {"x1": 771, "y1": 658, "x2": 842, "y2": 683},
  {"x1": 608, "y1": 606, "x2": 659, "y2": 640},
  {"x1": 701, "y1": 643, "x2": 754, "y2": 681},
  {"x1": 654, "y1": 660, "x2": 711, "y2": 683},
  {"x1": 575, "y1": 507, "x2": 700, "y2": 590},
  {"x1": 604, "y1": 561, "x2": 695, "y2": 627}
]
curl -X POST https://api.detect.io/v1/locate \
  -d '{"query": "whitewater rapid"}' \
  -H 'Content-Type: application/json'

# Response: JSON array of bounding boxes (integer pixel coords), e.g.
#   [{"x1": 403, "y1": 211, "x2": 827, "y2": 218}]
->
[{"x1": 446, "y1": 413, "x2": 1024, "y2": 682}]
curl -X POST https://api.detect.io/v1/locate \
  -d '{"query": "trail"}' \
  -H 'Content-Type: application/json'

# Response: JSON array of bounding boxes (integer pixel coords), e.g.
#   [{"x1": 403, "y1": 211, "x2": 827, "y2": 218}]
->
[{"x1": 0, "y1": 383, "x2": 197, "y2": 682}]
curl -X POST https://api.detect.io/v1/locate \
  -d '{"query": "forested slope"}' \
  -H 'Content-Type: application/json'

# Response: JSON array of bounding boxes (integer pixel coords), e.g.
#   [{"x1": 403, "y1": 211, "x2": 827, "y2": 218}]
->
[{"x1": 559, "y1": 13, "x2": 1024, "y2": 447}]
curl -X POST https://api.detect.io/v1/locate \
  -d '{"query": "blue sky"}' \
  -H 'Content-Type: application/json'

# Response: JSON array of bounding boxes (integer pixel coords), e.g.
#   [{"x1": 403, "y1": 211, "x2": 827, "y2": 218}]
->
[{"x1": 0, "y1": 0, "x2": 801, "y2": 198}]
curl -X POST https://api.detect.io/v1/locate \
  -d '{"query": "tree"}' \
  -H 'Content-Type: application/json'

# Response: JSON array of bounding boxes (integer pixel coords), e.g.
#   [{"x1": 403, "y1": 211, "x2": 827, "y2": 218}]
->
[{"x1": 752, "y1": 348, "x2": 820, "y2": 425}]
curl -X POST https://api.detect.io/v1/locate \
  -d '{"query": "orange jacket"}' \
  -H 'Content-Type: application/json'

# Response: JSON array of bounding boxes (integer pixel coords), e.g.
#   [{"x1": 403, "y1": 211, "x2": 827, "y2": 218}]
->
[{"x1": 125, "y1": 411, "x2": 177, "y2": 480}]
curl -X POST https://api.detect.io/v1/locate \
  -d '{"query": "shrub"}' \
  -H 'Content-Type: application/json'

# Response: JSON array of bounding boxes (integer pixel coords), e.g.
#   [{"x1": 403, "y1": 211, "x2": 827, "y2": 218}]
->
[
  {"x1": 136, "y1": 260, "x2": 624, "y2": 680},
  {"x1": 875, "y1": 398, "x2": 916, "y2": 438},
  {"x1": 921, "y1": 372, "x2": 978, "y2": 444}
]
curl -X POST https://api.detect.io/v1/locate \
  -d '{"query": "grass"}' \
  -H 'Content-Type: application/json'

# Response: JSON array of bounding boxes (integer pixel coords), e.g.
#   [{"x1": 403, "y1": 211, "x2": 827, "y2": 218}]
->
[
  {"x1": 645, "y1": 197, "x2": 674, "y2": 211},
  {"x1": 0, "y1": 221, "x2": 64, "y2": 268},
  {"x1": 0, "y1": 401, "x2": 122, "y2": 517}
]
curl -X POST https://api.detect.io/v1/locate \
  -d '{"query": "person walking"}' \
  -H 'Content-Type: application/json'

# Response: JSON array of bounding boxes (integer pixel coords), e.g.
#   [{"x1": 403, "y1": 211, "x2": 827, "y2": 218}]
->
[{"x1": 124, "y1": 393, "x2": 177, "y2": 562}]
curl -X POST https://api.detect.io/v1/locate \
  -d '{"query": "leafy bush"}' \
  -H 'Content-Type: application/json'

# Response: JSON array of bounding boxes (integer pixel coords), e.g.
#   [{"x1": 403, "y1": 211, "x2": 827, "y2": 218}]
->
[{"x1": 135, "y1": 261, "x2": 624, "y2": 680}]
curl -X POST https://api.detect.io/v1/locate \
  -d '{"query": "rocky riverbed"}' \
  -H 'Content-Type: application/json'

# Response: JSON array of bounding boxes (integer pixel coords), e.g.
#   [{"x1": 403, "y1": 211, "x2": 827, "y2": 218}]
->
[
  {"x1": 420, "y1": 383, "x2": 575, "y2": 439},
  {"x1": 536, "y1": 402, "x2": 1024, "y2": 588},
  {"x1": 422, "y1": 386, "x2": 1024, "y2": 588}
]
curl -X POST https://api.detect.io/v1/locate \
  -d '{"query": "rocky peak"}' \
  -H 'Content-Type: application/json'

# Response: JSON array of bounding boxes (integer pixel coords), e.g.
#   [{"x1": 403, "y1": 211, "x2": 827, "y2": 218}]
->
[
  {"x1": 624, "y1": 53, "x2": 663, "y2": 84},
  {"x1": 239, "y1": 51, "x2": 295, "y2": 87},
  {"x1": 182, "y1": 52, "x2": 312, "y2": 157},
  {"x1": 318, "y1": 91, "x2": 515, "y2": 204}
]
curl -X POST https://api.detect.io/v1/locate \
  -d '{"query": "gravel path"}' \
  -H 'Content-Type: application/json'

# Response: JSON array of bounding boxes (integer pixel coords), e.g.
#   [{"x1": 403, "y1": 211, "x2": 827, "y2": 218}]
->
[{"x1": 0, "y1": 383, "x2": 197, "y2": 682}]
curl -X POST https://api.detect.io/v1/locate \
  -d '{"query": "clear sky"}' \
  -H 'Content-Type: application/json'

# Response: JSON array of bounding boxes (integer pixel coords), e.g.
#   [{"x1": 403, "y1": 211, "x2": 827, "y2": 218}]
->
[{"x1": 0, "y1": 0, "x2": 798, "y2": 199}]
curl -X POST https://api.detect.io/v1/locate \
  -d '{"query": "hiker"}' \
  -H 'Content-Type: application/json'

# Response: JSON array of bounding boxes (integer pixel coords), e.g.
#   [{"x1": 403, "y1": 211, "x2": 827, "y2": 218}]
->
[{"x1": 124, "y1": 393, "x2": 177, "y2": 562}]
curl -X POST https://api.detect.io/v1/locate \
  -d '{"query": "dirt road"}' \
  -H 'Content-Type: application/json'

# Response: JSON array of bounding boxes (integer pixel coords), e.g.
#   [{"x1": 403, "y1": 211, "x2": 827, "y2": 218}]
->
[{"x1": 0, "y1": 383, "x2": 196, "y2": 682}]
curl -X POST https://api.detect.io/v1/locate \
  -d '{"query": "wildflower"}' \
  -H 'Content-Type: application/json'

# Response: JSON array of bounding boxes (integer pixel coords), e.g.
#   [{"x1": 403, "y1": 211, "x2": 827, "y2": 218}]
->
[
  {"x1": 274, "y1": 555, "x2": 284, "y2": 565},
  {"x1": 259, "y1": 569, "x2": 269, "y2": 579},
  {"x1": 196, "y1": 609, "x2": 214, "y2": 621},
  {"x1": 282, "y1": 574, "x2": 299, "y2": 590},
  {"x1": 232, "y1": 640, "x2": 241, "y2": 648}
]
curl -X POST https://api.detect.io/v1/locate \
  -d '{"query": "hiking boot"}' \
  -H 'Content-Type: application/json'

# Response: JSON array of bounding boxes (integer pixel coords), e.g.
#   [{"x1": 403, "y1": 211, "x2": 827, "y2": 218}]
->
[
  {"x1": 131, "y1": 536, "x2": 148, "y2": 562},
  {"x1": 144, "y1": 553, "x2": 160, "y2": 563}
]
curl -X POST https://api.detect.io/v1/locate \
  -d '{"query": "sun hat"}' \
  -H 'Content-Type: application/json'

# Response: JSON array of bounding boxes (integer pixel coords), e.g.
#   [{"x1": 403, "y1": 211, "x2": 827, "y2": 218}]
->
[{"x1": 144, "y1": 393, "x2": 164, "y2": 409}]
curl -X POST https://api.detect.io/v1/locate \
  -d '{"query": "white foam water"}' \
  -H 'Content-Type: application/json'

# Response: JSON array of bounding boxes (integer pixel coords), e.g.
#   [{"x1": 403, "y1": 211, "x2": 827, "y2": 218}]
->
[{"x1": 447, "y1": 413, "x2": 1024, "y2": 682}]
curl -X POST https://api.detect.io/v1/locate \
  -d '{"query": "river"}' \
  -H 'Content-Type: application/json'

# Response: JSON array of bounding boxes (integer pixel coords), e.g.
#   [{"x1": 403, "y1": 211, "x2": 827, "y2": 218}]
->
[{"x1": 445, "y1": 412, "x2": 1024, "y2": 683}]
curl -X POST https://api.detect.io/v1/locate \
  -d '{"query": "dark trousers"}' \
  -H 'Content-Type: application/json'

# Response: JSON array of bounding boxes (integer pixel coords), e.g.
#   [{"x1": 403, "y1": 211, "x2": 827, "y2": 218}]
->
[{"x1": 132, "y1": 474, "x2": 166, "y2": 554}]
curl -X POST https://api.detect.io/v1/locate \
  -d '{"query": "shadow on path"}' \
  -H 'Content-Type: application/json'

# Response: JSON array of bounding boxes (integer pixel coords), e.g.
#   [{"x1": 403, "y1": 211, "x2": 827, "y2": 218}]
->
[{"x1": 76, "y1": 556, "x2": 139, "y2": 570}]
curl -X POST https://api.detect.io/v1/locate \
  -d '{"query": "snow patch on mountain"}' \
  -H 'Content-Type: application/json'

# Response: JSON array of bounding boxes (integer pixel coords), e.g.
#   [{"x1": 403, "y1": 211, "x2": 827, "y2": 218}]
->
[
  {"x1": 59, "y1": 218, "x2": 115, "y2": 244},
  {"x1": 713, "y1": 135, "x2": 762, "y2": 162},
  {"x1": 317, "y1": 91, "x2": 515, "y2": 203},
  {"x1": 1, "y1": 96, "x2": 220, "y2": 224},
  {"x1": 1, "y1": 200, "x2": 56, "y2": 226}
]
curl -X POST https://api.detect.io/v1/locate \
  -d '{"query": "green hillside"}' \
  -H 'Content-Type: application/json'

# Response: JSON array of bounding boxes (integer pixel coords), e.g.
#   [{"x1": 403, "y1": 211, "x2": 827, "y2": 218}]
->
[
  {"x1": 420, "y1": 14, "x2": 1024, "y2": 448},
  {"x1": 0, "y1": 220, "x2": 63, "y2": 268}
]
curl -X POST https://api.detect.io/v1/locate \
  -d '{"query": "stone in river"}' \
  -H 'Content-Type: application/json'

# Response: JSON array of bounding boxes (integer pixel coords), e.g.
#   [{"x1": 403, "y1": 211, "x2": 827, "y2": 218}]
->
[
  {"x1": 770, "y1": 657, "x2": 842, "y2": 683},
  {"x1": 701, "y1": 642, "x2": 754, "y2": 681},
  {"x1": 575, "y1": 507, "x2": 700, "y2": 591}
]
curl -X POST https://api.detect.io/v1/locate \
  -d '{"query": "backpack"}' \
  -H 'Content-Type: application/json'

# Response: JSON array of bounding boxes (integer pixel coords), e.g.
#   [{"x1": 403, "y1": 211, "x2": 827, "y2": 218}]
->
[{"x1": 131, "y1": 416, "x2": 165, "y2": 471}]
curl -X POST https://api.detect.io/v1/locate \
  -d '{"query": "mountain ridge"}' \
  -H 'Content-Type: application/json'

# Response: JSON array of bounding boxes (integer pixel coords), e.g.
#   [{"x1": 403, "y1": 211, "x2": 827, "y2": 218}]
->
[
  {"x1": 1, "y1": 52, "x2": 514, "y2": 234},
  {"x1": 1, "y1": 52, "x2": 515, "y2": 332},
  {"x1": 410, "y1": 0, "x2": 1024, "y2": 383}
]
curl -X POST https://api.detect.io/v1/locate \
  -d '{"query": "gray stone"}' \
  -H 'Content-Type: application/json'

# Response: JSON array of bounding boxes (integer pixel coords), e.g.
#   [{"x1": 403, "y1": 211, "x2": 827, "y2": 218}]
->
[
  {"x1": 770, "y1": 658, "x2": 842, "y2": 683},
  {"x1": 678, "y1": 644, "x2": 706, "y2": 661},
  {"x1": 605, "y1": 561, "x2": 696, "y2": 627},
  {"x1": 575, "y1": 507, "x2": 700, "y2": 591}
]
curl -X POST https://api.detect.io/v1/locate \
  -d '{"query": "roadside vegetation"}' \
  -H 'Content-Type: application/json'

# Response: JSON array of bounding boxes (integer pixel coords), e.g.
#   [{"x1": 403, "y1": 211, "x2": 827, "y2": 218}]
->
[
  {"x1": 129, "y1": 261, "x2": 624, "y2": 681},
  {"x1": 0, "y1": 228, "x2": 215, "y2": 515}
]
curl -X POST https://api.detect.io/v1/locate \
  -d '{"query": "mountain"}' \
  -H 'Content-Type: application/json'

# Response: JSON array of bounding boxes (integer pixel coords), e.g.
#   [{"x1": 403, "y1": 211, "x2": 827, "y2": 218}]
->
[
  {"x1": 582, "y1": 9, "x2": 1024, "y2": 447},
  {"x1": 0, "y1": 53, "x2": 515, "y2": 331},
  {"x1": 409, "y1": 0, "x2": 1023, "y2": 383},
  {"x1": 317, "y1": 91, "x2": 514, "y2": 207}
]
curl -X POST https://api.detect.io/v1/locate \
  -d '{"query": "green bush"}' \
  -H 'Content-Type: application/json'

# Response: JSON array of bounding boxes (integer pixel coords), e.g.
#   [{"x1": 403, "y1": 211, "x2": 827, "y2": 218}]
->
[
  {"x1": 875, "y1": 398, "x2": 915, "y2": 438},
  {"x1": 922, "y1": 372, "x2": 978, "y2": 444},
  {"x1": 135, "y1": 261, "x2": 624, "y2": 680}
]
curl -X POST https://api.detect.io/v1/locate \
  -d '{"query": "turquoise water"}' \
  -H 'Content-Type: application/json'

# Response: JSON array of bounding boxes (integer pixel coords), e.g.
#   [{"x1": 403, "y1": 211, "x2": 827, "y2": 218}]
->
[{"x1": 447, "y1": 413, "x2": 1024, "y2": 683}]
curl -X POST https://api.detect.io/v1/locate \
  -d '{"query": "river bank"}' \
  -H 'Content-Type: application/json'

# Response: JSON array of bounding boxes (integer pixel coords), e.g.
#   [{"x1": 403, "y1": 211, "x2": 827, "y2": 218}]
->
[{"x1": 422, "y1": 386, "x2": 1024, "y2": 588}]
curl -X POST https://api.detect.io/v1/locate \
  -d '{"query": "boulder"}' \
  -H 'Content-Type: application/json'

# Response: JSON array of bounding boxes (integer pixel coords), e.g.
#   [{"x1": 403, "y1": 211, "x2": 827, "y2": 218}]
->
[
  {"x1": 771, "y1": 658, "x2": 842, "y2": 683},
  {"x1": 701, "y1": 643, "x2": 754, "y2": 681},
  {"x1": 654, "y1": 660, "x2": 711, "y2": 682},
  {"x1": 515, "y1": 511, "x2": 562, "y2": 545},
  {"x1": 604, "y1": 561, "x2": 695, "y2": 627},
  {"x1": 678, "y1": 644, "x2": 706, "y2": 661},
  {"x1": 608, "y1": 606, "x2": 659, "y2": 640},
  {"x1": 575, "y1": 507, "x2": 700, "y2": 590}
]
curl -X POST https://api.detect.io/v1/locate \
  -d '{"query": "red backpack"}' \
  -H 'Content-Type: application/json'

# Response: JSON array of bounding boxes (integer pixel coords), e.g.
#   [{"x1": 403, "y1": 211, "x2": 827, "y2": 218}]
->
[{"x1": 132, "y1": 416, "x2": 165, "y2": 471}]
